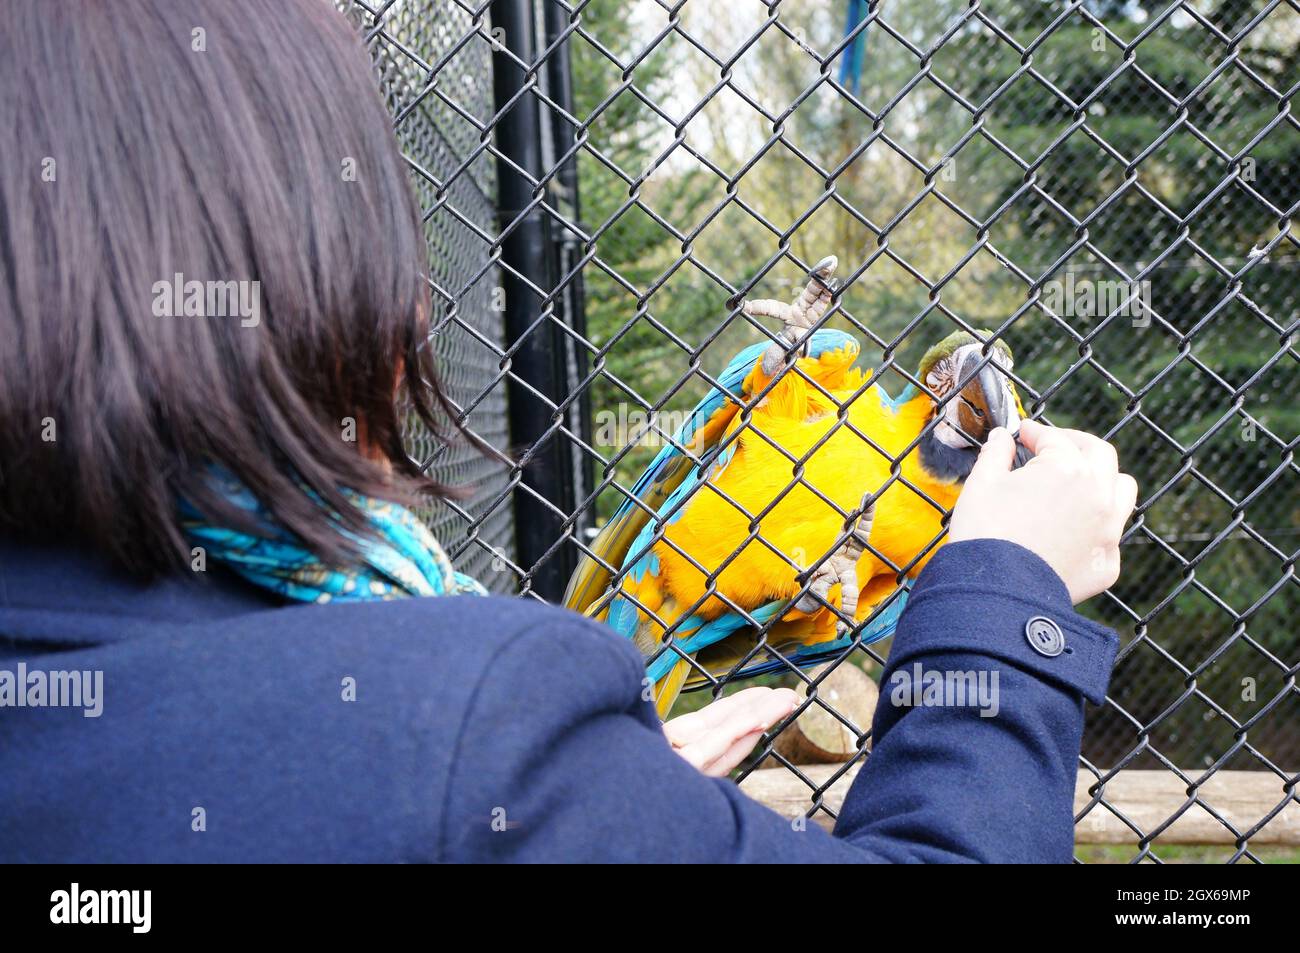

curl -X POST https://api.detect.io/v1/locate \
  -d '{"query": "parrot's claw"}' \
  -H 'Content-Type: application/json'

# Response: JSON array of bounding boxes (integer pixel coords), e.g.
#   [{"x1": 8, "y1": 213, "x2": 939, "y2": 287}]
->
[
  {"x1": 793, "y1": 494, "x2": 875, "y2": 634},
  {"x1": 792, "y1": 254, "x2": 839, "y2": 330},
  {"x1": 809, "y1": 254, "x2": 838, "y2": 284},
  {"x1": 793, "y1": 548, "x2": 859, "y2": 632},
  {"x1": 753, "y1": 254, "x2": 841, "y2": 376}
]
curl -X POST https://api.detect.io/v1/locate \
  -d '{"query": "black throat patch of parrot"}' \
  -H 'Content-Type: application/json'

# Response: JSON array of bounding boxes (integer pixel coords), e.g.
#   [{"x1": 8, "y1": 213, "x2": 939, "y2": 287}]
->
[{"x1": 918, "y1": 430, "x2": 979, "y2": 483}]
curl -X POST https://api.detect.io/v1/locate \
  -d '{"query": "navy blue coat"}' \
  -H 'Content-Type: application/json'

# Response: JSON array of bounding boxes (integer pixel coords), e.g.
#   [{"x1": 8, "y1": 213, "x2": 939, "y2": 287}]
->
[{"x1": 0, "y1": 537, "x2": 1117, "y2": 862}]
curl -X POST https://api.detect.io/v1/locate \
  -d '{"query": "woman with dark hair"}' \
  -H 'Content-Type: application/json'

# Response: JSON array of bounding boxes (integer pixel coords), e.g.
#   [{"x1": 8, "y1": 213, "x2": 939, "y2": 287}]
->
[{"x1": 0, "y1": 0, "x2": 1135, "y2": 862}]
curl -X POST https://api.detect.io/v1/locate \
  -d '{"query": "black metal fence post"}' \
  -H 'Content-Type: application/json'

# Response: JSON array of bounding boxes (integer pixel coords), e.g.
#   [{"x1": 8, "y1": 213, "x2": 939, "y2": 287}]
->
[
  {"x1": 490, "y1": 0, "x2": 578, "y2": 600},
  {"x1": 542, "y1": 0, "x2": 595, "y2": 552}
]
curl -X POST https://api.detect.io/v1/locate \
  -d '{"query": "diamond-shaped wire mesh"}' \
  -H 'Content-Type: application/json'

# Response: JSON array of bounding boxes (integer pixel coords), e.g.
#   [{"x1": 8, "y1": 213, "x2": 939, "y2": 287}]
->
[
  {"x1": 340, "y1": 0, "x2": 518, "y2": 589},
  {"x1": 346, "y1": 0, "x2": 1299, "y2": 862}
]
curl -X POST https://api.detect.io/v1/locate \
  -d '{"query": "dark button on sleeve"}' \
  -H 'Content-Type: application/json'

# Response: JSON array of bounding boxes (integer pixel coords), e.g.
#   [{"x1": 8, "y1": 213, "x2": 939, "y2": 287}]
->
[{"x1": 1025, "y1": 616, "x2": 1066, "y2": 657}]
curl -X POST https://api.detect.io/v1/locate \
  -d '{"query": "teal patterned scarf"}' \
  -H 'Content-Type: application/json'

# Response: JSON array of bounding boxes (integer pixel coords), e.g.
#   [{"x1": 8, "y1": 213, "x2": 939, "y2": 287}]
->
[{"x1": 181, "y1": 472, "x2": 486, "y2": 604}]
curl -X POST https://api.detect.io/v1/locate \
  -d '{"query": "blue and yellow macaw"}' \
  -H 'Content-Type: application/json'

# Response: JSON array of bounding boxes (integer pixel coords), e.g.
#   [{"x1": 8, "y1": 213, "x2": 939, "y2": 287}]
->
[{"x1": 564, "y1": 256, "x2": 1029, "y2": 717}]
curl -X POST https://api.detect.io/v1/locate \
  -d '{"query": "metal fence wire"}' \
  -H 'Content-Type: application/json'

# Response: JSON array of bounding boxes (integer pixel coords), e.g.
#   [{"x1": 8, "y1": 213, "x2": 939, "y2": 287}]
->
[{"x1": 344, "y1": 0, "x2": 1299, "y2": 861}]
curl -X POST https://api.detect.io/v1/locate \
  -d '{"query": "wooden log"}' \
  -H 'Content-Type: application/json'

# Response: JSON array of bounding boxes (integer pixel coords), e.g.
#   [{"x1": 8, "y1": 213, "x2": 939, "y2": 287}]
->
[
  {"x1": 739, "y1": 764, "x2": 1300, "y2": 845},
  {"x1": 772, "y1": 662, "x2": 878, "y2": 764}
]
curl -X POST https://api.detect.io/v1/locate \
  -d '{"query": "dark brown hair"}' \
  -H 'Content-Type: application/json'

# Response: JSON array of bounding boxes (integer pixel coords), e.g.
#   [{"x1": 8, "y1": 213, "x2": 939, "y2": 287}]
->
[{"x1": 0, "y1": 0, "x2": 454, "y2": 575}]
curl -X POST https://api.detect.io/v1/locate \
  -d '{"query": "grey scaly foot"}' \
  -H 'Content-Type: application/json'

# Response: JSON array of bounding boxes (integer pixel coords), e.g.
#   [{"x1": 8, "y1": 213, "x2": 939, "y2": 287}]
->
[
  {"x1": 742, "y1": 255, "x2": 840, "y2": 377},
  {"x1": 794, "y1": 492, "x2": 875, "y2": 636}
]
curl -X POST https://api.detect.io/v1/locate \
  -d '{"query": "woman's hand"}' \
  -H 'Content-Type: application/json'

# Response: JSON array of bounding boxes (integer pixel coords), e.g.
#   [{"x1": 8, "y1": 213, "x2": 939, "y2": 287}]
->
[
  {"x1": 663, "y1": 687, "x2": 799, "y2": 776},
  {"x1": 949, "y1": 419, "x2": 1139, "y2": 604}
]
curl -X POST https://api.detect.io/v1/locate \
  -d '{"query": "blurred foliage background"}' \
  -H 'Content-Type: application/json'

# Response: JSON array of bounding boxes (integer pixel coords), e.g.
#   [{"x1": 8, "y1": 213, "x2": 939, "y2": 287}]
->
[{"x1": 570, "y1": 0, "x2": 1298, "y2": 770}]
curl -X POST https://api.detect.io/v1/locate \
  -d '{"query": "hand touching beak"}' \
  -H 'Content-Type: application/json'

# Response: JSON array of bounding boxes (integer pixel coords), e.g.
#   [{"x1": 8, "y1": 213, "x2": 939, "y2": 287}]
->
[{"x1": 976, "y1": 362, "x2": 1033, "y2": 469}]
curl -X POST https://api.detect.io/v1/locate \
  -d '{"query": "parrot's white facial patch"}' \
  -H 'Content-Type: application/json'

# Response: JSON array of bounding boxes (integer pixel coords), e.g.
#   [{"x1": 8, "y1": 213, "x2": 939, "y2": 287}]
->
[
  {"x1": 928, "y1": 343, "x2": 1019, "y2": 448},
  {"x1": 926, "y1": 351, "x2": 971, "y2": 449},
  {"x1": 924, "y1": 354, "x2": 959, "y2": 398}
]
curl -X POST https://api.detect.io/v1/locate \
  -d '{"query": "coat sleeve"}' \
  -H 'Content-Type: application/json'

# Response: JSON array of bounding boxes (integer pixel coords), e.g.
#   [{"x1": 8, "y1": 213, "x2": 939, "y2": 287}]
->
[{"x1": 442, "y1": 539, "x2": 1118, "y2": 862}]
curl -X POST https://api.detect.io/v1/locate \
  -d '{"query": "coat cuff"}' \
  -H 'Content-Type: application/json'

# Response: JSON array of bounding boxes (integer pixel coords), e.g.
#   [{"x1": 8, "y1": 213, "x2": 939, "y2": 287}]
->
[{"x1": 891, "y1": 539, "x2": 1119, "y2": 705}]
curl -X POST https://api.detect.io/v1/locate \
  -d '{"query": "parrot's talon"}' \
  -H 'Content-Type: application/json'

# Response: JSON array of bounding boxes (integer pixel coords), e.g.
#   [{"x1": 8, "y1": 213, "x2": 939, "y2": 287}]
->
[
  {"x1": 754, "y1": 254, "x2": 841, "y2": 376},
  {"x1": 792, "y1": 492, "x2": 875, "y2": 623},
  {"x1": 809, "y1": 255, "x2": 838, "y2": 281},
  {"x1": 793, "y1": 542, "x2": 861, "y2": 617}
]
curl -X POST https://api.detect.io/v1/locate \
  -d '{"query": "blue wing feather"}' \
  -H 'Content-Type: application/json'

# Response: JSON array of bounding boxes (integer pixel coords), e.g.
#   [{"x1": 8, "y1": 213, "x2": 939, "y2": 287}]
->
[
  {"x1": 608, "y1": 341, "x2": 768, "y2": 525},
  {"x1": 646, "y1": 585, "x2": 908, "y2": 683},
  {"x1": 563, "y1": 340, "x2": 776, "y2": 614}
]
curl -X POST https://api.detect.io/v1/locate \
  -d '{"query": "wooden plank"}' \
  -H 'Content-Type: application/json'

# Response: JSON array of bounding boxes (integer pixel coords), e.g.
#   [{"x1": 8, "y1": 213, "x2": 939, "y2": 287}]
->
[
  {"x1": 738, "y1": 765, "x2": 1300, "y2": 844},
  {"x1": 1073, "y1": 769, "x2": 1300, "y2": 845}
]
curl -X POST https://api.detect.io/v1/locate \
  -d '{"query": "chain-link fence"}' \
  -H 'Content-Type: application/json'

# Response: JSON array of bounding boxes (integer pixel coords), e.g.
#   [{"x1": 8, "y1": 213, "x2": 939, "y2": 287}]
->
[
  {"x1": 340, "y1": 0, "x2": 520, "y2": 587},
  {"x1": 346, "y1": 0, "x2": 1299, "y2": 862}
]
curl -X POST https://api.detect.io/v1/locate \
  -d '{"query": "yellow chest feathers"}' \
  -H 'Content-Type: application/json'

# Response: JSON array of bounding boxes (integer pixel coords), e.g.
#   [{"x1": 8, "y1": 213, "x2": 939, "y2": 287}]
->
[{"x1": 652, "y1": 387, "x2": 960, "y2": 605}]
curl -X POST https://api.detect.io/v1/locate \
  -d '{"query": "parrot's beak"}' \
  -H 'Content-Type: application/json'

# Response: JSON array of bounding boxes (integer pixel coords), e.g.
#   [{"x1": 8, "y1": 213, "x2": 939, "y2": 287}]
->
[
  {"x1": 950, "y1": 351, "x2": 1032, "y2": 469},
  {"x1": 977, "y1": 363, "x2": 1012, "y2": 432},
  {"x1": 1012, "y1": 435, "x2": 1033, "y2": 469},
  {"x1": 976, "y1": 362, "x2": 1033, "y2": 470}
]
